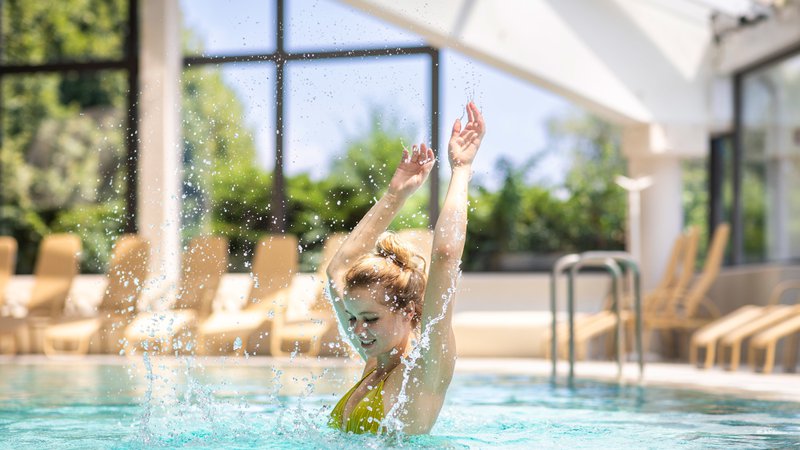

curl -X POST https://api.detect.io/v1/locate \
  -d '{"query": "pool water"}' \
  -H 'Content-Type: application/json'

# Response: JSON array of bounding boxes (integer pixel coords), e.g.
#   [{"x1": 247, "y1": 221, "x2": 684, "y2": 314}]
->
[{"x1": 0, "y1": 359, "x2": 798, "y2": 449}]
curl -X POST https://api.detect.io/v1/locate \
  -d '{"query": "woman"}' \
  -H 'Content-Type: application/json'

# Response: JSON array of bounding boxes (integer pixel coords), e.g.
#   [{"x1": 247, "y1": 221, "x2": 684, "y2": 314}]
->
[{"x1": 326, "y1": 101, "x2": 485, "y2": 434}]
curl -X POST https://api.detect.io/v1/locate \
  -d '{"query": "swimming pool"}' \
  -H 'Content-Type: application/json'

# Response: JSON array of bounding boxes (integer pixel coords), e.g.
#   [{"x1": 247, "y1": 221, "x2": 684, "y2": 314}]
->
[{"x1": 1, "y1": 358, "x2": 798, "y2": 449}]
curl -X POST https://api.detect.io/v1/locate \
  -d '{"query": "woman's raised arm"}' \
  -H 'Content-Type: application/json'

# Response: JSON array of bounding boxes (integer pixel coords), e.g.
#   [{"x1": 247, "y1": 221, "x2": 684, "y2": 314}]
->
[{"x1": 411, "y1": 102, "x2": 485, "y2": 391}]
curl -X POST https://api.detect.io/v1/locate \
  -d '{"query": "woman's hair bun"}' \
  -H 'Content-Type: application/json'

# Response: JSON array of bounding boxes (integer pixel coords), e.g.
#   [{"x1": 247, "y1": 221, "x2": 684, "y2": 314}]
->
[{"x1": 375, "y1": 232, "x2": 423, "y2": 271}]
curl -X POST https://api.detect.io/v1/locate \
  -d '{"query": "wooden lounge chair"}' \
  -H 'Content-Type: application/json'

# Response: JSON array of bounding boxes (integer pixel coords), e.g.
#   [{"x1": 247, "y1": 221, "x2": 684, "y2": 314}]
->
[
  {"x1": 748, "y1": 305, "x2": 800, "y2": 374},
  {"x1": 197, "y1": 234, "x2": 297, "y2": 355},
  {"x1": 546, "y1": 227, "x2": 694, "y2": 361},
  {"x1": 42, "y1": 234, "x2": 149, "y2": 355},
  {"x1": 270, "y1": 233, "x2": 347, "y2": 357},
  {"x1": 689, "y1": 305, "x2": 765, "y2": 369},
  {"x1": 0, "y1": 233, "x2": 81, "y2": 354},
  {"x1": 690, "y1": 280, "x2": 800, "y2": 370},
  {"x1": 644, "y1": 223, "x2": 729, "y2": 358},
  {"x1": 646, "y1": 226, "x2": 700, "y2": 317},
  {"x1": 0, "y1": 237, "x2": 17, "y2": 309},
  {"x1": 124, "y1": 235, "x2": 228, "y2": 355},
  {"x1": 0, "y1": 237, "x2": 18, "y2": 353}
]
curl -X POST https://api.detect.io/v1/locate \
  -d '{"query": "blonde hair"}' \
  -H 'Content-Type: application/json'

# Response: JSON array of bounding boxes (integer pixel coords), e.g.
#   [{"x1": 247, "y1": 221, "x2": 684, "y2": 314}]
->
[{"x1": 344, "y1": 232, "x2": 427, "y2": 327}]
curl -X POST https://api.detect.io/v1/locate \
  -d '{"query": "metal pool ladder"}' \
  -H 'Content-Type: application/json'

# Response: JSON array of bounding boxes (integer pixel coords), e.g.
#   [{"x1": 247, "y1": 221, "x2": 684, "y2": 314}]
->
[{"x1": 549, "y1": 251, "x2": 645, "y2": 383}]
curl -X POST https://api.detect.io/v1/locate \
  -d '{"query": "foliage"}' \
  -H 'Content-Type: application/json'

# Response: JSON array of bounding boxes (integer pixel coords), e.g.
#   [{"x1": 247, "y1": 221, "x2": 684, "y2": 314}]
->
[
  {"x1": 464, "y1": 114, "x2": 626, "y2": 271},
  {"x1": 1, "y1": 0, "x2": 128, "y2": 65},
  {"x1": 52, "y1": 201, "x2": 127, "y2": 273}
]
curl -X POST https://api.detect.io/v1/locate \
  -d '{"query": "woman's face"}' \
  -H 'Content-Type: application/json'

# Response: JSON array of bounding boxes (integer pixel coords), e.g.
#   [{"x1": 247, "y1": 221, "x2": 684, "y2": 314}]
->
[{"x1": 343, "y1": 285, "x2": 414, "y2": 357}]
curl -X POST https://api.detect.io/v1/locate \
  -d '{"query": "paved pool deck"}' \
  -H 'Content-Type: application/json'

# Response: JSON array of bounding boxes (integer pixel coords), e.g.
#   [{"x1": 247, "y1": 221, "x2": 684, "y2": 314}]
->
[{"x1": 3, "y1": 355, "x2": 799, "y2": 402}]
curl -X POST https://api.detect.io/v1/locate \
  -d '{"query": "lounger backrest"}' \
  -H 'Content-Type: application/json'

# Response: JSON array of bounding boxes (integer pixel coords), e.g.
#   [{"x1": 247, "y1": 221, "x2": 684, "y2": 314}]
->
[
  {"x1": 641, "y1": 232, "x2": 685, "y2": 312},
  {"x1": 661, "y1": 226, "x2": 699, "y2": 314},
  {"x1": 654, "y1": 232, "x2": 685, "y2": 294},
  {"x1": 246, "y1": 234, "x2": 298, "y2": 311},
  {"x1": 28, "y1": 233, "x2": 81, "y2": 318},
  {"x1": 174, "y1": 235, "x2": 229, "y2": 318},
  {"x1": 320, "y1": 233, "x2": 348, "y2": 274},
  {"x1": 0, "y1": 237, "x2": 17, "y2": 310},
  {"x1": 395, "y1": 228, "x2": 434, "y2": 273},
  {"x1": 682, "y1": 223, "x2": 729, "y2": 317},
  {"x1": 98, "y1": 234, "x2": 149, "y2": 317},
  {"x1": 309, "y1": 233, "x2": 347, "y2": 312}
]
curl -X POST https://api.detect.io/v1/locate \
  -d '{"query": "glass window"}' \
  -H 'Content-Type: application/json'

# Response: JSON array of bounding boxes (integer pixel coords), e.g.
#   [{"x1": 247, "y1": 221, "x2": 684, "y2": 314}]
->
[
  {"x1": 0, "y1": 0, "x2": 129, "y2": 65},
  {"x1": 181, "y1": 63, "x2": 277, "y2": 272},
  {"x1": 439, "y1": 50, "x2": 602, "y2": 271},
  {"x1": 180, "y1": 0, "x2": 276, "y2": 56},
  {"x1": 740, "y1": 52, "x2": 800, "y2": 264},
  {"x1": 441, "y1": 50, "x2": 573, "y2": 191},
  {"x1": 283, "y1": 56, "x2": 430, "y2": 269},
  {"x1": 1, "y1": 71, "x2": 129, "y2": 273},
  {"x1": 286, "y1": 0, "x2": 424, "y2": 52},
  {"x1": 709, "y1": 135, "x2": 734, "y2": 266}
]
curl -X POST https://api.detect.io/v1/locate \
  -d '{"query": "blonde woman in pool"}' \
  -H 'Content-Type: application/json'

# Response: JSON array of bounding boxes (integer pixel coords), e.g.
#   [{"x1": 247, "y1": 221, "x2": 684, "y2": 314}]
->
[{"x1": 326, "y1": 101, "x2": 485, "y2": 434}]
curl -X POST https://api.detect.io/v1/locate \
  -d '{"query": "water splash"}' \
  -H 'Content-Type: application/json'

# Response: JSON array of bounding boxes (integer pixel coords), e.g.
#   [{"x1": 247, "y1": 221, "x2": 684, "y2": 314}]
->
[{"x1": 136, "y1": 350, "x2": 155, "y2": 445}]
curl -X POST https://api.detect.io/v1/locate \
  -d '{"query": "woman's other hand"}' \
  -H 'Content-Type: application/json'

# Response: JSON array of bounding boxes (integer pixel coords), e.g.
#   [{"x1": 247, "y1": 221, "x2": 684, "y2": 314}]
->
[
  {"x1": 448, "y1": 101, "x2": 485, "y2": 169},
  {"x1": 388, "y1": 143, "x2": 435, "y2": 198}
]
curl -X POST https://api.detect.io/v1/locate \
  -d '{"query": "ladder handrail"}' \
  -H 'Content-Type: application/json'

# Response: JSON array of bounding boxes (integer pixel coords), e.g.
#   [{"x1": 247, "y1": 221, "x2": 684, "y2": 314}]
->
[
  {"x1": 579, "y1": 251, "x2": 644, "y2": 380},
  {"x1": 549, "y1": 251, "x2": 645, "y2": 384},
  {"x1": 550, "y1": 253, "x2": 581, "y2": 379},
  {"x1": 569, "y1": 257, "x2": 624, "y2": 381}
]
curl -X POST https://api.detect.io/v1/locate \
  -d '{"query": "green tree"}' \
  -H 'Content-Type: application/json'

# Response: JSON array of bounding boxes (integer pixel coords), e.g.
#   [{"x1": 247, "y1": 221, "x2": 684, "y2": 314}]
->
[{"x1": 551, "y1": 114, "x2": 626, "y2": 251}]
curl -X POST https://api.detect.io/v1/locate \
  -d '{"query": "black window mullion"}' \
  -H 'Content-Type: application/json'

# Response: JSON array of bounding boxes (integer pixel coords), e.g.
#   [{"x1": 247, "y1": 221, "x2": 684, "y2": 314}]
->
[
  {"x1": 429, "y1": 49, "x2": 440, "y2": 227},
  {"x1": 732, "y1": 74, "x2": 743, "y2": 265},
  {"x1": 272, "y1": 0, "x2": 287, "y2": 233},
  {"x1": 125, "y1": 0, "x2": 140, "y2": 234},
  {"x1": 708, "y1": 135, "x2": 726, "y2": 259}
]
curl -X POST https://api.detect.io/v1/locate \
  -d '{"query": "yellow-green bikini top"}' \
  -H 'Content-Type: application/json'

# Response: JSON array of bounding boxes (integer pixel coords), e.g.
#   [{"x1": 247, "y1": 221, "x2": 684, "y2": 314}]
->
[{"x1": 329, "y1": 367, "x2": 393, "y2": 434}]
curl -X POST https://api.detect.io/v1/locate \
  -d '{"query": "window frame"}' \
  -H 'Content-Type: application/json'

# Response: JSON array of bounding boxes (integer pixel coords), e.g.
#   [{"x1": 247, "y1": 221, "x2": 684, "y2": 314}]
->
[{"x1": 181, "y1": 0, "x2": 442, "y2": 231}]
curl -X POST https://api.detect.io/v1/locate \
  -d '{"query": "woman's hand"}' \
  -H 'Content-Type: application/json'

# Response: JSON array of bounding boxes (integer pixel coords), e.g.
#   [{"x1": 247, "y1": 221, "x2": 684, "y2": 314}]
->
[
  {"x1": 387, "y1": 143, "x2": 435, "y2": 198},
  {"x1": 448, "y1": 101, "x2": 485, "y2": 169}
]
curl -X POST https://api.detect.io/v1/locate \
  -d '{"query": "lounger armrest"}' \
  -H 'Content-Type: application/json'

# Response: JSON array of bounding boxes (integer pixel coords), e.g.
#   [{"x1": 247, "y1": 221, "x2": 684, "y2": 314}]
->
[
  {"x1": 696, "y1": 297, "x2": 721, "y2": 319},
  {"x1": 643, "y1": 287, "x2": 676, "y2": 312},
  {"x1": 767, "y1": 280, "x2": 800, "y2": 306}
]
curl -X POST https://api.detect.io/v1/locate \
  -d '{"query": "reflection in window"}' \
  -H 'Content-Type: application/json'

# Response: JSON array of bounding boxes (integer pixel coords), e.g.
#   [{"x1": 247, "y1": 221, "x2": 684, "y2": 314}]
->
[{"x1": 741, "y1": 52, "x2": 800, "y2": 264}]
